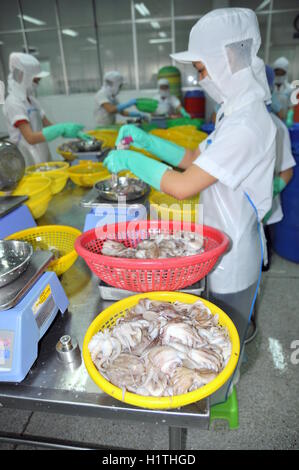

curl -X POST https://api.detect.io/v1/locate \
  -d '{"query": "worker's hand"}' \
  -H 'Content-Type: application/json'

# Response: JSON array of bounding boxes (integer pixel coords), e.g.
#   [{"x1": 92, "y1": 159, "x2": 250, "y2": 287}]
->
[
  {"x1": 273, "y1": 176, "x2": 286, "y2": 198},
  {"x1": 103, "y1": 149, "x2": 170, "y2": 191},
  {"x1": 116, "y1": 124, "x2": 151, "y2": 149},
  {"x1": 42, "y1": 122, "x2": 85, "y2": 142},
  {"x1": 103, "y1": 149, "x2": 133, "y2": 174},
  {"x1": 116, "y1": 98, "x2": 137, "y2": 112},
  {"x1": 61, "y1": 123, "x2": 85, "y2": 139},
  {"x1": 77, "y1": 130, "x2": 93, "y2": 141},
  {"x1": 180, "y1": 107, "x2": 191, "y2": 119},
  {"x1": 116, "y1": 124, "x2": 185, "y2": 167}
]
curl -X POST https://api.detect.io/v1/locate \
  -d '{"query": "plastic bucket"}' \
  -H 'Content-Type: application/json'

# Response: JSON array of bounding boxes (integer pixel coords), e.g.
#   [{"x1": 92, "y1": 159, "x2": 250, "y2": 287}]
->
[
  {"x1": 272, "y1": 148, "x2": 299, "y2": 263},
  {"x1": 184, "y1": 90, "x2": 205, "y2": 118}
]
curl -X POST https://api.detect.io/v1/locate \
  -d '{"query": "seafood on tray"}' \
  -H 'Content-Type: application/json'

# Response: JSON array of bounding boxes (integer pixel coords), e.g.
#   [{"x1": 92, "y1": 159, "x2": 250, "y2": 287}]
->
[
  {"x1": 88, "y1": 298, "x2": 232, "y2": 397},
  {"x1": 101, "y1": 232, "x2": 204, "y2": 259}
]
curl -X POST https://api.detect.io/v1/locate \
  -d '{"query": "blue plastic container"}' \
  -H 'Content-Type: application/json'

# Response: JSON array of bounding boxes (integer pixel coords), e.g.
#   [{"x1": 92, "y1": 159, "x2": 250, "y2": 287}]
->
[
  {"x1": 272, "y1": 147, "x2": 299, "y2": 263},
  {"x1": 184, "y1": 90, "x2": 205, "y2": 118},
  {"x1": 200, "y1": 122, "x2": 215, "y2": 135},
  {"x1": 289, "y1": 123, "x2": 299, "y2": 148}
]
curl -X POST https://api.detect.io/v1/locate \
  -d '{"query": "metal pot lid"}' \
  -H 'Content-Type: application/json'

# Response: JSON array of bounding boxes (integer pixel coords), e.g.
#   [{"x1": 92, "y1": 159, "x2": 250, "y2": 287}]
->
[{"x1": 94, "y1": 176, "x2": 150, "y2": 202}]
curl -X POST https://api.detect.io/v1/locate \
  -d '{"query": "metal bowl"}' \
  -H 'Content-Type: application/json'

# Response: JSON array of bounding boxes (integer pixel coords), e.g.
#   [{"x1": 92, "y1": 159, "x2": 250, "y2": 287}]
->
[
  {"x1": 0, "y1": 240, "x2": 33, "y2": 288},
  {"x1": 0, "y1": 141, "x2": 25, "y2": 192},
  {"x1": 94, "y1": 176, "x2": 150, "y2": 202},
  {"x1": 59, "y1": 138, "x2": 103, "y2": 154}
]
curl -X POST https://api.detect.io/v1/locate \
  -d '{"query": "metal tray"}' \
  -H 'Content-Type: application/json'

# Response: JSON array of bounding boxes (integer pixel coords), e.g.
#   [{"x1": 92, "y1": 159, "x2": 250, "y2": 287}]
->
[
  {"x1": 0, "y1": 251, "x2": 54, "y2": 310},
  {"x1": 0, "y1": 195, "x2": 28, "y2": 218},
  {"x1": 94, "y1": 176, "x2": 150, "y2": 202},
  {"x1": 0, "y1": 240, "x2": 33, "y2": 288},
  {"x1": 98, "y1": 279, "x2": 205, "y2": 301}
]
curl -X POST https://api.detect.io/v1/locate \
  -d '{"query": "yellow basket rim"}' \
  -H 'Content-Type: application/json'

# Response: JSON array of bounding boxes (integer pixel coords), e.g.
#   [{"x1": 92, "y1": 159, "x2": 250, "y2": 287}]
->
[
  {"x1": 26, "y1": 161, "x2": 69, "y2": 172},
  {"x1": 83, "y1": 292, "x2": 240, "y2": 410},
  {"x1": 6, "y1": 225, "x2": 81, "y2": 272},
  {"x1": 14, "y1": 176, "x2": 52, "y2": 197}
]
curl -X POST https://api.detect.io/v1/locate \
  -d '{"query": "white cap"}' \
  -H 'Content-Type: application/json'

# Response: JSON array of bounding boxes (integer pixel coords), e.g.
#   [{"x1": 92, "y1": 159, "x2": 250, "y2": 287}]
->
[
  {"x1": 170, "y1": 8, "x2": 270, "y2": 111},
  {"x1": 8, "y1": 52, "x2": 49, "y2": 98},
  {"x1": 158, "y1": 78, "x2": 169, "y2": 87},
  {"x1": 272, "y1": 57, "x2": 289, "y2": 73},
  {"x1": 170, "y1": 8, "x2": 261, "y2": 65}
]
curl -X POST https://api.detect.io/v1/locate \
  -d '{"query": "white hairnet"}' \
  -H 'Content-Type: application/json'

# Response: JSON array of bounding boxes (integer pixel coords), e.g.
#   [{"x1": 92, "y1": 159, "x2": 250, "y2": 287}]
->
[
  {"x1": 103, "y1": 71, "x2": 124, "y2": 98},
  {"x1": 272, "y1": 57, "x2": 289, "y2": 74},
  {"x1": 158, "y1": 78, "x2": 169, "y2": 87},
  {"x1": 8, "y1": 52, "x2": 49, "y2": 98},
  {"x1": 171, "y1": 8, "x2": 271, "y2": 110}
]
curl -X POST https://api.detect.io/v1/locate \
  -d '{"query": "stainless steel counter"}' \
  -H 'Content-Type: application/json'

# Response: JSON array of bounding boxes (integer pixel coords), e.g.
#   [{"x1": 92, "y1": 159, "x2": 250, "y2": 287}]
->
[{"x1": 0, "y1": 181, "x2": 210, "y2": 450}]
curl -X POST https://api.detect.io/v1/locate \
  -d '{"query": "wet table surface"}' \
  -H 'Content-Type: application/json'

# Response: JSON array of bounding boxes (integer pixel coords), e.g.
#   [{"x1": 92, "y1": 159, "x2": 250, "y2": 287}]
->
[{"x1": 0, "y1": 181, "x2": 209, "y2": 438}]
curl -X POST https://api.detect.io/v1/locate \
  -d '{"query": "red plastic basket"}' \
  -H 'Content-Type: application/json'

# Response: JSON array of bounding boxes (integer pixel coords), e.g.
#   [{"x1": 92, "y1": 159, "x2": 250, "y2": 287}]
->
[{"x1": 75, "y1": 221, "x2": 229, "y2": 292}]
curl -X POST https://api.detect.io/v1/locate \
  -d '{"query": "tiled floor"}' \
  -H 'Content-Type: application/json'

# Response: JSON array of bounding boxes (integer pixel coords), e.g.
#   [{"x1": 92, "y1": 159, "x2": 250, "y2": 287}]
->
[{"x1": 0, "y1": 252, "x2": 298, "y2": 450}]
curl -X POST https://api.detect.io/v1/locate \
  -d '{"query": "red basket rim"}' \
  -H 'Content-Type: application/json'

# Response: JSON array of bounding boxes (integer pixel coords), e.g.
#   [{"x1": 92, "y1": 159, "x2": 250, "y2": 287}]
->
[{"x1": 75, "y1": 220, "x2": 230, "y2": 269}]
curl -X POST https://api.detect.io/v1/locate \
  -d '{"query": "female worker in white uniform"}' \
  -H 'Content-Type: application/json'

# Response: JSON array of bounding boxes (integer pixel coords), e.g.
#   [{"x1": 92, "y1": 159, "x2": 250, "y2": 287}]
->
[
  {"x1": 104, "y1": 8, "x2": 277, "y2": 403},
  {"x1": 3, "y1": 52, "x2": 88, "y2": 167},
  {"x1": 94, "y1": 71, "x2": 145, "y2": 127},
  {"x1": 263, "y1": 65, "x2": 296, "y2": 270},
  {"x1": 272, "y1": 57, "x2": 293, "y2": 122},
  {"x1": 154, "y1": 78, "x2": 190, "y2": 118}
]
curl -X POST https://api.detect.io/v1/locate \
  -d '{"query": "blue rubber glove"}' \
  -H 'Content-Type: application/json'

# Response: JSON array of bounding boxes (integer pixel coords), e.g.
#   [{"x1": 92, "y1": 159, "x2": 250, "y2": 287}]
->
[
  {"x1": 115, "y1": 124, "x2": 185, "y2": 167},
  {"x1": 180, "y1": 107, "x2": 191, "y2": 119},
  {"x1": 103, "y1": 149, "x2": 170, "y2": 191},
  {"x1": 116, "y1": 98, "x2": 137, "y2": 112},
  {"x1": 128, "y1": 111, "x2": 148, "y2": 120},
  {"x1": 42, "y1": 122, "x2": 85, "y2": 141}
]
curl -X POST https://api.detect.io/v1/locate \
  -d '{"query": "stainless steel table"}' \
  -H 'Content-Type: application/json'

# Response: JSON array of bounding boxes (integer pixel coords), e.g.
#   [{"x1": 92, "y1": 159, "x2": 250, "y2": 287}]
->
[{"x1": 0, "y1": 181, "x2": 210, "y2": 450}]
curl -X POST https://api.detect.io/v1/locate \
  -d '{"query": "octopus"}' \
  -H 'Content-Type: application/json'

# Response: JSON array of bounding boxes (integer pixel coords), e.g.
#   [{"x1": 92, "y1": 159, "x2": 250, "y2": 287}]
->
[
  {"x1": 88, "y1": 297, "x2": 232, "y2": 398},
  {"x1": 100, "y1": 232, "x2": 204, "y2": 259}
]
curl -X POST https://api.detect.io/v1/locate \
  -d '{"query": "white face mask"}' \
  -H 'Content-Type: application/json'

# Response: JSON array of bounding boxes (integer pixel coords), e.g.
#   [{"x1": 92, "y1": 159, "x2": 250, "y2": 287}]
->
[
  {"x1": 199, "y1": 76, "x2": 223, "y2": 104},
  {"x1": 274, "y1": 75, "x2": 286, "y2": 85},
  {"x1": 160, "y1": 89, "x2": 170, "y2": 99}
]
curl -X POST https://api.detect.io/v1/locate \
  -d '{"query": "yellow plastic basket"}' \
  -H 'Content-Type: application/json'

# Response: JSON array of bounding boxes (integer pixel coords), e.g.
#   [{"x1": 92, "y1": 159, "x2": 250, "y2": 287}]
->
[
  {"x1": 150, "y1": 128, "x2": 207, "y2": 150},
  {"x1": 25, "y1": 163, "x2": 69, "y2": 195},
  {"x1": 83, "y1": 292, "x2": 240, "y2": 410},
  {"x1": 87, "y1": 129, "x2": 118, "y2": 148},
  {"x1": 149, "y1": 189, "x2": 200, "y2": 223},
  {"x1": 68, "y1": 161, "x2": 111, "y2": 187},
  {"x1": 1, "y1": 176, "x2": 53, "y2": 219},
  {"x1": 6, "y1": 225, "x2": 81, "y2": 276},
  {"x1": 27, "y1": 193, "x2": 52, "y2": 219}
]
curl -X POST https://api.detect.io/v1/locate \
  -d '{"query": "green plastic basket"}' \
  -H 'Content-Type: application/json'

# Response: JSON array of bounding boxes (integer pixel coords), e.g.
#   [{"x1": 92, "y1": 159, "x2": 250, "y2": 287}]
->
[{"x1": 136, "y1": 98, "x2": 159, "y2": 113}]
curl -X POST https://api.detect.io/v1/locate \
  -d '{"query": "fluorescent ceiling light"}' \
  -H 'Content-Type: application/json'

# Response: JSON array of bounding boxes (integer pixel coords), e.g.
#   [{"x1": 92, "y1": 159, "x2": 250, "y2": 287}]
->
[
  {"x1": 149, "y1": 38, "x2": 172, "y2": 44},
  {"x1": 159, "y1": 31, "x2": 167, "y2": 38},
  {"x1": 256, "y1": 0, "x2": 270, "y2": 11},
  {"x1": 135, "y1": 3, "x2": 150, "y2": 17},
  {"x1": 87, "y1": 37, "x2": 97, "y2": 44},
  {"x1": 18, "y1": 14, "x2": 46, "y2": 26},
  {"x1": 62, "y1": 29, "x2": 79, "y2": 37},
  {"x1": 150, "y1": 21, "x2": 160, "y2": 29}
]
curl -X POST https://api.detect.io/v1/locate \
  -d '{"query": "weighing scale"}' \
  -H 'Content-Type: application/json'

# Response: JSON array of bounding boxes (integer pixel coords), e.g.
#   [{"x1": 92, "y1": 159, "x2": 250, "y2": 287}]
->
[
  {"x1": 80, "y1": 187, "x2": 149, "y2": 232},
  {"x1": 0, "y1": 251, "x2": 69, "y2": 382},
  {"x1": 0, "y1": 195, "x2": 36, "y2": 238}
]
